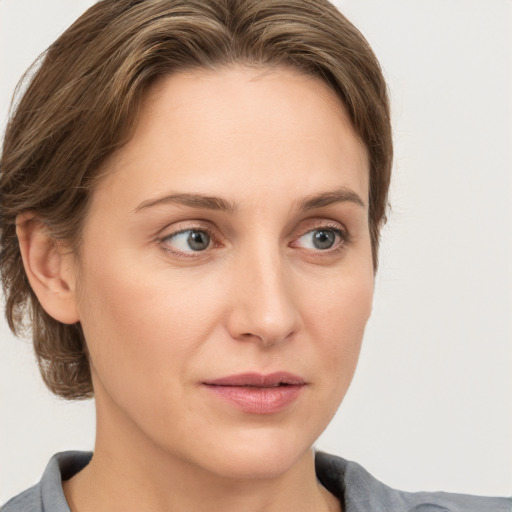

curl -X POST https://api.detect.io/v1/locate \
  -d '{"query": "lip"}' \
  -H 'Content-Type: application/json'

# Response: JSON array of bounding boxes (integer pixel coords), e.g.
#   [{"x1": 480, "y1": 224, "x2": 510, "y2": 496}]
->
[{"x1": 202, "y1": 372, "x2": 307, "y2": 414}]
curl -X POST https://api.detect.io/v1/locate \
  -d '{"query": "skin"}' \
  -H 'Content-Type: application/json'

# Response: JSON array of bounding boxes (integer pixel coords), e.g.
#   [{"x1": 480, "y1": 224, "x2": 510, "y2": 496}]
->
[{"x1": 18, "y1": 66, "x2": 373, "y2": 512}]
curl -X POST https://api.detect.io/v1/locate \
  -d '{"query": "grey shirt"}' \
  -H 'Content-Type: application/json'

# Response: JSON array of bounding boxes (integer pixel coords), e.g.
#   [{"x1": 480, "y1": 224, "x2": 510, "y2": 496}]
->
[{"x1": 2, "y1": 451, "x2": 511, "y2": 511}]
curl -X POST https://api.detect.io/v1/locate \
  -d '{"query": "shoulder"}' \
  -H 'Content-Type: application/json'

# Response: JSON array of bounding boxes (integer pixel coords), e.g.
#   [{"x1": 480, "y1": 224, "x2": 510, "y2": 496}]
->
[
  {"x1": 315, "y1": 452, "x2": 512, "y2": 512},
  {"x1": 1, "y1": 451, "x2": 92, "y2": 512},
  {"x1": 1, "y1": 484, "x2": 41, "y2": 512}
]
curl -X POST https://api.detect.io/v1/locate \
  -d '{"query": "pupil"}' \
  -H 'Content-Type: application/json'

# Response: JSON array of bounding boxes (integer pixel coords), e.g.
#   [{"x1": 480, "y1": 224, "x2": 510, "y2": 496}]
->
[
  {"x1": 313, "y1": 230, "x2": 335, "y2": 249},
  {"x1": 187, "y1": 231, "x2": 210, "y2": 251}
]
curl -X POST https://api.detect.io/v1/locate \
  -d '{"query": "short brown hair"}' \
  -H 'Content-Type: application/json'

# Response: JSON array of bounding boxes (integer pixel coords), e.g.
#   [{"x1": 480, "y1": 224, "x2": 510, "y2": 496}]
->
[{"x1": 0, "y1": 0, "x2": 392, "y2": 399}]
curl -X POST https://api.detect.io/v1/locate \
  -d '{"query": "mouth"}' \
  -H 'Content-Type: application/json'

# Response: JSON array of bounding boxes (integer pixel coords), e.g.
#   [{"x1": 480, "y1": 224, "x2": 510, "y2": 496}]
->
[
  {"x1": 202, "y1": 372, "x2": 307, "y2": 414},
  {"x1": 203, "y1": 372, "x2": 306, "y2": 387}
]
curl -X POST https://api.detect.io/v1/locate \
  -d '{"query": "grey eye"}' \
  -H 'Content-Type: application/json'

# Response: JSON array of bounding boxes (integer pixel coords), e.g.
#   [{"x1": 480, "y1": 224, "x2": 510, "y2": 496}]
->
[
  {"x1": 166, "y1": 229, "x2": 211, "y2": 252},
  {"x1": 311, "y1": 229, "x2": 336, "y2": 249},
  {"x1": 296, "y1": 229, "x2": 339, "y2": 250},
  {"x1": 187, "y1": 230, "x2": 210, "y2": 251}
]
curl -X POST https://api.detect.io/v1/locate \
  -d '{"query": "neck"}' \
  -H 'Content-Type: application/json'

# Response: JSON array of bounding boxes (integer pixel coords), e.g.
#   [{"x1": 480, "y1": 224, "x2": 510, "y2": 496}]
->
[{"x1": 63, "y1": 394, "x2": 341, "y2": 512}]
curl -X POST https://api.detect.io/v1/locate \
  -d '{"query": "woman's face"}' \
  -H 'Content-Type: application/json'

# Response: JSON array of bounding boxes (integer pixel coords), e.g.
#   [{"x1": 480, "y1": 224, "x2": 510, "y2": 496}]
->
[{"x1": 72, "y1": 66, "x2": 373, "y2": 478}]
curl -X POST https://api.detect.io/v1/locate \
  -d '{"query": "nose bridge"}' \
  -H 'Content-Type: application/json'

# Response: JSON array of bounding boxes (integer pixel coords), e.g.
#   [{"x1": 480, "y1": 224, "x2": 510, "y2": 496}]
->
[{"x1": 227, "y1": 237, "x2": 299, "y2": 346}]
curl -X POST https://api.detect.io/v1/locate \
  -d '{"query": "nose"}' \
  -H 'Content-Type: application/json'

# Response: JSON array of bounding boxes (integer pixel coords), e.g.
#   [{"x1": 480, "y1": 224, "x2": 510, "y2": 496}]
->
[{"x1": 225, "y1": 245, "x2": 301, "y2": 347}]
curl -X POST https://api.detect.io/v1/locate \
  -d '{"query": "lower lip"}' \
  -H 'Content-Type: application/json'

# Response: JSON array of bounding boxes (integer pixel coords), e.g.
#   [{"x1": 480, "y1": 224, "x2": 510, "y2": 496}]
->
[{"x1": 204, "y1": 384, "x2": 304, "y2": 414}]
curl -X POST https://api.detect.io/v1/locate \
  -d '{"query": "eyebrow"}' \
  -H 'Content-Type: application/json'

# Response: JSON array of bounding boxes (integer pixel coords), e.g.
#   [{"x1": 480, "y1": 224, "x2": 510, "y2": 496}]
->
[
  {"x1": 134, "y1": 187, "x2": 365, "y2": 214},
  {"x1": 298, "y1": 188, "x2": 366, "y2": 210},
  {"x1": 134, "y1": 193, "x2": 237, "y2": 213}
]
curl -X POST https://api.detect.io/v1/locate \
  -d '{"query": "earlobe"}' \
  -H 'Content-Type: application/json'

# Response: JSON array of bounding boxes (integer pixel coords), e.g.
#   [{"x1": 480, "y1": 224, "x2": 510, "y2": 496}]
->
[{"x1": 16, "y1": 212, "x2": 80, "y2": 324}]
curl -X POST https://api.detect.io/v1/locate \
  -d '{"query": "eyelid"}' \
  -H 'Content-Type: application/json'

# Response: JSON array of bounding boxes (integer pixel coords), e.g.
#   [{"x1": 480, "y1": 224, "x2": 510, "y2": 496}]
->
[
  {"x1": 155, "y1": 218, "x2": 351, "y2": 259},
  {"x1": 158, "y1": 222, "x2": 220, "y2": 258},
  {"x1": 295, "y1": 219, "x2": 349, "y2": 239},
  {"x1": 291, "y1": 220, "x2": 352, "y2": 251}
]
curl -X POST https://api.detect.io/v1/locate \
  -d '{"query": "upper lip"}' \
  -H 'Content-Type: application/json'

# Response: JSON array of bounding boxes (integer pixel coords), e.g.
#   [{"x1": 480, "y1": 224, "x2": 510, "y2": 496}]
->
[{"x1": 203, "y1": 372, "x2": 306, "y2": 387}]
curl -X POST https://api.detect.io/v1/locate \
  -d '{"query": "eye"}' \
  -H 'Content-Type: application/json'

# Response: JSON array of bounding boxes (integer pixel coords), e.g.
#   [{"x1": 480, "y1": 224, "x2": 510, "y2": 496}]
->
[
  {"x1": 163, "y1": 229, "x2": 211, "y2": 253},
  {"x1": 294, "y1": 228, "x2": 344, "y2": 250}
]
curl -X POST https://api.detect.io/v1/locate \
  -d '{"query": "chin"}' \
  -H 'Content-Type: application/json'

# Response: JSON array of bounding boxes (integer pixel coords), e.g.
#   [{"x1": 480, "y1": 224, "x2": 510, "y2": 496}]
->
[{"x1": 186, "y1": 427, "x2": 316, "y2": 481}]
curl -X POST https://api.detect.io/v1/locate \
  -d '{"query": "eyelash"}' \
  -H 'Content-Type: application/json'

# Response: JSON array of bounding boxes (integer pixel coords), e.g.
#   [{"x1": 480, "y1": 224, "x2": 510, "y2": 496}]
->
[
  {"x1": 158, "y1": 222, "x2": 351, "y2": 259},
  {"x1": 293, "y1": 222, "x2": 351, "y2": 254},
  {"x1": 159, "y1": 225, "x2": 218, "y2": 258}
]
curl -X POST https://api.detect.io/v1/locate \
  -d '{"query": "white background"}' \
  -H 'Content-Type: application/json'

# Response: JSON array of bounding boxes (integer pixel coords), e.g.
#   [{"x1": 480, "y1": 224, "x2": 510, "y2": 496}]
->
[{"x1": 1, "y1": 0, "x2": 511, "y2": 503}]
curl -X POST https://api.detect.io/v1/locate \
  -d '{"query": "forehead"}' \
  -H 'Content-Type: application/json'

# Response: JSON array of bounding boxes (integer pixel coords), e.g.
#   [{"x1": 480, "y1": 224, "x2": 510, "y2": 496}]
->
[{"x1": 95, "y1": 65, "x2": 369, "y2": 211}]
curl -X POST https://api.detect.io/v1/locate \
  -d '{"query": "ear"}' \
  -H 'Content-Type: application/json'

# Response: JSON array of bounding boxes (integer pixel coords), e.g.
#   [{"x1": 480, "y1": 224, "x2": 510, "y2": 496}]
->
[{"x1": 16, "y1": 212, "x2": 80, "y2": 324}]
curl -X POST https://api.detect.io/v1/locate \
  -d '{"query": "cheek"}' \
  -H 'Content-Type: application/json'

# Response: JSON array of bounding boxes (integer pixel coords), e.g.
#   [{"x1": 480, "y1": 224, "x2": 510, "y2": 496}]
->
[
  {"x1": 75, "y1": 249, "x2": 226, "y2": 389},
  {"x1": 302, "y1": 264, "x2": 373, "y2": 389}
]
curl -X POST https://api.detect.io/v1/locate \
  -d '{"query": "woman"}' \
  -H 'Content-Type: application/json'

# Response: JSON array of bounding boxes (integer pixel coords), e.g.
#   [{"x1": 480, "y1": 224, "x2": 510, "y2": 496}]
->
[{"x1": 0, "y1": 1, "x2": 510, "y2": 511}]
